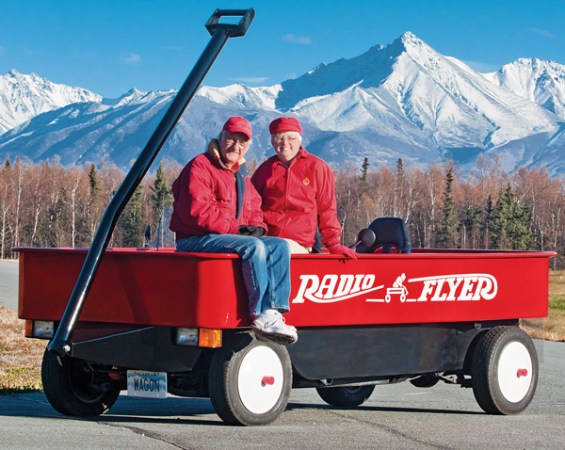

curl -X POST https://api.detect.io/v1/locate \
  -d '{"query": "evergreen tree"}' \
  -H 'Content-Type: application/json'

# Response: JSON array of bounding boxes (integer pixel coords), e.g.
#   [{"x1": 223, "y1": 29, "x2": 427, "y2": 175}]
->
[
  {"x1": 88, "y1": 164, "x2": 101, "y2": 199},
  {"x1": 360, "y1": 157, "x2": 369, "y2": 183},
  {"x1": 151, "y1": 162, "x2": 172, "y2": 221},
  {"x1": 483, "y1": 195, "x2": 495, "y2": 249},
  {"x1": 463, "y1": 205, "x2": 482, "y2": 248},
  {"x1": 119, "y1": 187, "x2": 144, "y2": 247},
  {"x1": 394, "y1": 158, "x2": 405, "y2": 216},
  {"x1": 437, "y1": 168, "x2": 458, "y2": 248},
  {"x1": 490, "y1": 185, "x2": 533, "y2": 250},
  {"x1": 490, "y1": 187, "x2": 510, "y2": 248},
  {"x1": 87, "y1": 163, "x2": 103, "y2": 239},
  {"x1": 395, "y1": 158, "x2": 404, "y2": 177},
  {"x1": 506, "y1": 191, "x2": 533, "y2": 250}
]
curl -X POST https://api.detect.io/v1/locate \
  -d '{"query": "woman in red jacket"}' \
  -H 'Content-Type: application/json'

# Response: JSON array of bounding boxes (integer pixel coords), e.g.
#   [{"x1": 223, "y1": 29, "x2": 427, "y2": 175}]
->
[
  {"x1": 170, "y1": 116, "x2": 297, "y2": 344},
  {"x1": 252, "y1": 116, "x2": 357, "y2": 258}
]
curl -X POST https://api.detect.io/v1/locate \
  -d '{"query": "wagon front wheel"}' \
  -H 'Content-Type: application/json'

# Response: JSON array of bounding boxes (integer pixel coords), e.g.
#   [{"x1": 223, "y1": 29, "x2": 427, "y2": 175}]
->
[
  {"x1": 316, "y1": 385, "x2": 375, "y2": 407},
  {"x1": 471, "y1": 326, "x2": 538, "y2": 415},
  {"x1": 208, "y1": 336, "x2": 292, "y2": 425},
  {"x1": 41, "y1": 348, "x2": 121, "y2": 417}
]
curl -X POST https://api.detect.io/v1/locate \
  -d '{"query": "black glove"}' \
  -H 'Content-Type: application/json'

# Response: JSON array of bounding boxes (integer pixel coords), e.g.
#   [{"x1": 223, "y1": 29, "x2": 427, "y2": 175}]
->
[{"x1": 238, "y1": 225, "x2": 266, "y2": 237}]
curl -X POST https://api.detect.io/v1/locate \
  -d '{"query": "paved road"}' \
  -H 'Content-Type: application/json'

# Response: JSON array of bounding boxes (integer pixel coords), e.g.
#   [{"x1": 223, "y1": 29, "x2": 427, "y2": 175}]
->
[
  {"x1": 0, "y1": 340, "x2": 564, "y2": 449},
  {"x1": 0, "y1": 260, "x2": 18, "y2": 311},
  {"x1": 2, "y1": 261, "x2": 565, "y2": 448}
]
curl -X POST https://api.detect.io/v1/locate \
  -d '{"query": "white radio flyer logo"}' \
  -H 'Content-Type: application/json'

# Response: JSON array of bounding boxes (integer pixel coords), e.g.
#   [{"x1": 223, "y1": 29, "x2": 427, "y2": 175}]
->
[{"x1": 291, "y1": 273, "x2": 498, "y2": 304}]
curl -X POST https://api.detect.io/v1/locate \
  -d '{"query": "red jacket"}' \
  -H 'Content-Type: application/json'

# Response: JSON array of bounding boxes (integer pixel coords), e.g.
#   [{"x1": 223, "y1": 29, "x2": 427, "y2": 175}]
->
[
  {"x1": 251, "y1": 147, "x2": 342, "y2": 248},
  {"x1": 170, "y1": 147, "x2": 266, "y2": 240}
]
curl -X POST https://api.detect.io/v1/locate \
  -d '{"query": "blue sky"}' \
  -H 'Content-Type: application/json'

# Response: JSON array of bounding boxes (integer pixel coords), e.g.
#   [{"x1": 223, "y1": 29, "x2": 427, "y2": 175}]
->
[{"x1": 1, "y1": 0, "x2": 563, "y2": 98}]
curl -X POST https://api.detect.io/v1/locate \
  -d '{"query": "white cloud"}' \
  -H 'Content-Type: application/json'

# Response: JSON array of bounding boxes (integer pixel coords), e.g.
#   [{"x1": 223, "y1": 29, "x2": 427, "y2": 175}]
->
[
  {"x1": 282, "y1": 33, "x2": 312, "y2": 45},
  {"x1": 123, "y1": 52, "x2": 142, "y2": 64},
  {"x1": 228, "y1": 76, "x2": 270, "y2": 84},
  {"x1": 525, "y1": 27, "x2": 555, "y2": 40}
]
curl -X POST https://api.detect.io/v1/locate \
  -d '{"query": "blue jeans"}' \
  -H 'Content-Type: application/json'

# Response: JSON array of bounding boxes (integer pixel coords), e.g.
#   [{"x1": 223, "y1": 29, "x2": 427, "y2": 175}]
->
[{"x1": 177, "y1": 234, "x2": 291, "y2": 317}]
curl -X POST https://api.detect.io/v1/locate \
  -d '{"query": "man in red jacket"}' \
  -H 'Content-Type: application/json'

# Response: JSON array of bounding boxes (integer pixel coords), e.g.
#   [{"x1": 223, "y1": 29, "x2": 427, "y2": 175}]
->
[
  {"x1": 170, "y1": 116, "x2": 297, "y2": 344},
  {"x1": 252, "y1": 116, "x2": 357, "y2": 258}
]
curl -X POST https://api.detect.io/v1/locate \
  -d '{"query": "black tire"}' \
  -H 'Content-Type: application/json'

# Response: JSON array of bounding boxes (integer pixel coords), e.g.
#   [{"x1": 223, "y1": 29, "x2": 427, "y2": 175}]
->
[
  {"x1": 410, "y1": 375, "x2": 440, "y2": 388},
  {"x1": 41, "y1": 348, "x2": 121, "y2": 417},
  {"x1": 471, "y1": 326, "x2": 538, "y2": 415},
  {"x1": 316, "y1": 385, "x2": 375, "y2": 407},
  {"x1": 208, "y1": 337, "x2": 292, "y2": 425}
]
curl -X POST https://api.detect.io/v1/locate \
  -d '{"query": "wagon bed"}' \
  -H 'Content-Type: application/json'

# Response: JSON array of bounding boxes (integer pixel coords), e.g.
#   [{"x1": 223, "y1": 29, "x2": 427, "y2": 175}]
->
[
  {"x1": 18, "y1": 247, "x2": 551, "y2": 328},
  {"x1": 17, "y1": 245, "x2": 554, "y2": 425}
]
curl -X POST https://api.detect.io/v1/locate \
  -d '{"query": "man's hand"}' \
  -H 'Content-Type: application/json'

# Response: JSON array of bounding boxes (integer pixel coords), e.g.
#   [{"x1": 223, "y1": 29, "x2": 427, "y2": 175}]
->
[
  {"x1": 327, "y1": 243, "x2": 358, "y2": 259},
  {"x1": 238, "y1": 225, "x2": 266, "y2": 237}
]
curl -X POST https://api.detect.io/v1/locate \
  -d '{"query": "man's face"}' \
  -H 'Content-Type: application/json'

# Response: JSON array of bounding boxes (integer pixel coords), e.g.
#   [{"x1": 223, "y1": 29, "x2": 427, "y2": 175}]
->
[
  {"x1": 271, "y1": 132, "x2": 301, "y2": 163},
  {"x1": 219, "y1": 131, "x2": 251, "y2": 167}
]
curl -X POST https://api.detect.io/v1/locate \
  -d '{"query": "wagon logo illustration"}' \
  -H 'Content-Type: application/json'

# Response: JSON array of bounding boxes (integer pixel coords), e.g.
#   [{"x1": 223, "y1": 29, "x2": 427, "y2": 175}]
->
[
  {"x1": 366, "y1": 272, "x2": 498, "y2": 303},
  {"x1": 385, "y1": 273, "x2": 408, "y2": 303}
]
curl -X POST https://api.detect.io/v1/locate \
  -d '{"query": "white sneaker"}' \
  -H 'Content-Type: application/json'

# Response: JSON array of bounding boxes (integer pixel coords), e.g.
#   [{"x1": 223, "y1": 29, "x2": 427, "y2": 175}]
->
[{"x1": 252, "y1": 309, "x2": 298, "y2": 345}]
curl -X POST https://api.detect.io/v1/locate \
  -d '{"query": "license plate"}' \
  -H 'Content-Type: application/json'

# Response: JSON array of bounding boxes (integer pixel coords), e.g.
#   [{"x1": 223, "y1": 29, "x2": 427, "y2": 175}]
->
[{"x1": 127, "y1": 370, "x2": 167, "y2": 399}]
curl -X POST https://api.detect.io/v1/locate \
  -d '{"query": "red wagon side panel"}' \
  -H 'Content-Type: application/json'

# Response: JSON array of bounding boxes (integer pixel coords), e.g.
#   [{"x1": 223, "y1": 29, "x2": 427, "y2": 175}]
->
[
  {"x1": 18, "y1": 248, "x2": 552, "y2": 329},
  {"x1": 286, "y1": 252, "x2": 550, "y2": 326},
  {"x1": 18, "y1": 249, "x2": 248, "y2": 328}
]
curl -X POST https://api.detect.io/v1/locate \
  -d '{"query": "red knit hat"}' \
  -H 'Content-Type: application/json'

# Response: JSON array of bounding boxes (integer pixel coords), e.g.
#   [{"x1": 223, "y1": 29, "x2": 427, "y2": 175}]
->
[
  {"x1": 269, "y1": 117, "x2": 302, "y2": 135},
  {"x1": 222, "y1": 116, "x2": 252, "y2": 139}
]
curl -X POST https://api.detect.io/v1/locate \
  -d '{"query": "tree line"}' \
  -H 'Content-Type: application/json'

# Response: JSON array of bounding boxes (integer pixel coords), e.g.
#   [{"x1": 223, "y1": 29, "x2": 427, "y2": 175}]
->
[{"x1": 1, "y1": 156, "x2": 564, "y2": 269}]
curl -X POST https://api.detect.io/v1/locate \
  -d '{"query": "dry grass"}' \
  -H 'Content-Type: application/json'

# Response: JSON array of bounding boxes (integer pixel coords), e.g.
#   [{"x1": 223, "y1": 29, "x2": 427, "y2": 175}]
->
[
  {"x1": 1, "y1": 271, "x2": 565, "y2": 394},
  {"x1": 525, "y1": 270, "x2": 565, "y2": 342},
  {"x1": 0, "y1": 306, "x2": 45, "y2": 393}
]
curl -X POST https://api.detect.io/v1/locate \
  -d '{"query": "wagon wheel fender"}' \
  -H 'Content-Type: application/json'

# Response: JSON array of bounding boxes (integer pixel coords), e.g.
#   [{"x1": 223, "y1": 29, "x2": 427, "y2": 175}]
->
[
  {"x1": 208, "y1": 336, "x2": 292, "y2": 426},
  {"x1": 471, "y1": 326, "x2": 538, "y2": 415}
]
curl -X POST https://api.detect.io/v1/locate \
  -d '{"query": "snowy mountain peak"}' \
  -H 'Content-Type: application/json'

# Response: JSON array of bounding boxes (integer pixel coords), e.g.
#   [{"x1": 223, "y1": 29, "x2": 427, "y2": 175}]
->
[
  {"x1": 484, "y1": 58, "x2": 565, "y2": 119},
  {"x1": 0, "y1": 70, "x2": 102, "y2": 133},
  {"x1": 274, "y1": 31, "x2": 445, "y2": 111},
  {"x1": 400, "y1": 31, "x2": 425, "y2": 48},
  {"x1": 117, "y1": 88, "x2": 148, "y2": 104},
  {"x1": 198, "y1": 84, "x2": 281, "y2": 110}
]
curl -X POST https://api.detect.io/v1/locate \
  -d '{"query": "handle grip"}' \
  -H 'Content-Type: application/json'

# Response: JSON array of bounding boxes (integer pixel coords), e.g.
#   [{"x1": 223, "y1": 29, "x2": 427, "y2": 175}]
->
[{"x1": 205, "y1": 9, "x2": 255, "y2": 37}]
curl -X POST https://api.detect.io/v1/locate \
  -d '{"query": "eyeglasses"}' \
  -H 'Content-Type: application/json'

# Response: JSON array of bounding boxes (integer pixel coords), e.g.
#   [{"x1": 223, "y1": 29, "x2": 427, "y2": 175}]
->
[
  {"x1": 225, "y1": 138, "x2": 251, "y2": 149},
  {"x1": 272, "y1": 134, "x2": 299, "y2": 144}
]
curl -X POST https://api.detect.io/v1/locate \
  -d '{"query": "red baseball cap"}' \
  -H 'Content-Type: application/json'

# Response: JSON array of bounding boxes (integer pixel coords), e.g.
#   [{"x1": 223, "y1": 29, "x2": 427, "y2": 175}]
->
[
  {"x1": 269, "y1": 117, "x2": 302, "y2": 135},
  {"x1": 222, "y1": 116, "x2": 252, "y2": 139}
]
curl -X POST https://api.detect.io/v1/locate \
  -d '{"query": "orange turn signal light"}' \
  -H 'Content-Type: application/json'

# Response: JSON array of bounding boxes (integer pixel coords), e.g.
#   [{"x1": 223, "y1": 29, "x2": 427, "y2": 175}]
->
[{"x1": 198, "y1": 328, "x2": 222, "y2": 348}]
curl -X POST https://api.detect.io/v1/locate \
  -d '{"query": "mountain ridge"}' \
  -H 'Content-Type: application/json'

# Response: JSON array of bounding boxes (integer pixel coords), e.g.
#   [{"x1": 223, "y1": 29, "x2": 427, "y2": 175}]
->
[
  {"x1": 0, "y1": 69, "x2": 102, "y2": 134},
  {"x1": 1, "y1": 32, "x2": 564, "y2": 176}
]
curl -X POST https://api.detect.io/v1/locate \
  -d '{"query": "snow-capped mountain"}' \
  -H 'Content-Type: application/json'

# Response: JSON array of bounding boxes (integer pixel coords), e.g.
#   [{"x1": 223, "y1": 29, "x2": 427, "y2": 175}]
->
[
  {"x1": 484, "y1": 58, "x2": 565, "y2": 120},
  {"x1": 1, "y1": 33, "x2": 564, "y2": 176},
  {"x1": 0, "y1": 69, "x2": 102, "y2": 134}
]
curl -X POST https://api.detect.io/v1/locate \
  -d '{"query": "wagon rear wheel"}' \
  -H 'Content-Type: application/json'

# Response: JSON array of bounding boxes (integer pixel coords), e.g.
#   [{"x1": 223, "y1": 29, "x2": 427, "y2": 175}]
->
[
  {"x1": 471, "y1": 326, "x2": 538, "y2": 415},
  {"x1": 208, "y1": 337, "x2": 292, "y2": 425},
  {"x1": 316, "y1": 385, "x2": 375, "y2": 407},
  {"x1": 41, "y1": 348, "x2": 121, "y2": 417}
]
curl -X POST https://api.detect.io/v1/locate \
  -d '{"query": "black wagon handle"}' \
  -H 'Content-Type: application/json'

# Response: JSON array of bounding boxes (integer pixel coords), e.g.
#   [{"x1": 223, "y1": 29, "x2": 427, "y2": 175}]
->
[
  {"x1": 48, "y1": 9, "x2": 255, "y2": 356},
  {"x1": 205, "y1": 9, "x2": 255, "y2": 37}
]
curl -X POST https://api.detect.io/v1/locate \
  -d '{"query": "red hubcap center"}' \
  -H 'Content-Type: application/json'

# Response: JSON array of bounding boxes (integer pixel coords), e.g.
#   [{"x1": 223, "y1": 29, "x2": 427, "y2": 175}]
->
[
  {"x1": 262, "y1": 376, "x2": 275, "y2": 386},
  {"x1": 516, "y1": 368, "x2": 528, "y2": 378}
]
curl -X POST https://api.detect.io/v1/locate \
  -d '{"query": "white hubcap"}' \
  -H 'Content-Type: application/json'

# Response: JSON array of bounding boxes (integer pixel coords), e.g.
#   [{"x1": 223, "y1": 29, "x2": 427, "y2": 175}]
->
[
  {"x1": 237, "y1": 346, "x2": 284, "y2": 414},
  {"x1": 497, "y1": 341, "x2": 533, "y2": 403}
]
